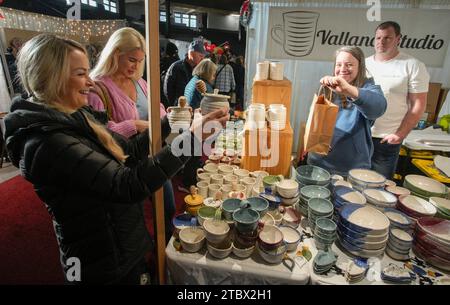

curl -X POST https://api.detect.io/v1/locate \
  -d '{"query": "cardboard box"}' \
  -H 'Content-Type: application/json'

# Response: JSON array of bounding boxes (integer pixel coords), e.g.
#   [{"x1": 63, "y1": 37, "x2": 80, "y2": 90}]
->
[
  {"x1": 426, "y1": 82, "x2": 442, "y2": 122},
  {"x1": 436, "y1": 87, "x2": 450, "y2": 116}
]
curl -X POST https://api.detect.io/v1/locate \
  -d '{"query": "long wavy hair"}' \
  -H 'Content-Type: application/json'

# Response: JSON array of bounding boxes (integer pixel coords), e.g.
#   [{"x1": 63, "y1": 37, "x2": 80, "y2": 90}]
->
[
  {"x1": 17, "y1": 34, "x2": 127, "y2": 162},
  {"x1": 90, "y1": 27, "x2": 146, "y2": 80}
]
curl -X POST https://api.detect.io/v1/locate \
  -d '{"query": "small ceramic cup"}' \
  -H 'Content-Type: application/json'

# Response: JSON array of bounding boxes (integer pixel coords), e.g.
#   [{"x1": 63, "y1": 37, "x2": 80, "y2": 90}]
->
[{"x1": 196, "y1": 181, "x2": 209, "y2": 198}]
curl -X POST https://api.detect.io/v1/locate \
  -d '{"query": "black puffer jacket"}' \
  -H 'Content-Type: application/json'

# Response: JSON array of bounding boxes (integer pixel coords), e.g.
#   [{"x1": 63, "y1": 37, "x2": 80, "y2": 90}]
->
[{"x1": 4, "y1": 97, "x2": 194, "y2": 284}]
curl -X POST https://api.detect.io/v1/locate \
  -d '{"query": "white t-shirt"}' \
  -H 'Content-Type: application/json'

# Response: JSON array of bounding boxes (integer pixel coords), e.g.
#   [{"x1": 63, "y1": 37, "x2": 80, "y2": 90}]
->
[{"x1": 365, "y1": 52, "x2": 430, "y2": 138}]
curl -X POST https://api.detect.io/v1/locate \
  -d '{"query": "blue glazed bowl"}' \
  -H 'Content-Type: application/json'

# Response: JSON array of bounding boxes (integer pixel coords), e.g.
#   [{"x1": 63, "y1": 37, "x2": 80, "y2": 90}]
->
[
  {"x1": 233, "y1": 207, "x2": 260, "y2": 233},
  {"x1": 246, "y1": 197, "x2": 269, "y2": 216}
]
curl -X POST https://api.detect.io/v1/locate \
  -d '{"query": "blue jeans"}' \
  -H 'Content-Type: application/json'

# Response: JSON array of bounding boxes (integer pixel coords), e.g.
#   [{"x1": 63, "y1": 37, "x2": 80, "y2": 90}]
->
[{"x1": 371, "y1": 137, "x2": 401, "y2": 180}]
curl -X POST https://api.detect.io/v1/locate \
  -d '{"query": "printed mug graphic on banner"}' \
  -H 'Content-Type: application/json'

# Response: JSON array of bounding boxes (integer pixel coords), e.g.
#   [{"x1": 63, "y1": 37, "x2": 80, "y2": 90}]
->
[
  {"x1": 267, "y1": 7, "x2": 450, "y2": 67},
  {"x1": 271, "y1": 11, "x2": 320, "y2": 57}
]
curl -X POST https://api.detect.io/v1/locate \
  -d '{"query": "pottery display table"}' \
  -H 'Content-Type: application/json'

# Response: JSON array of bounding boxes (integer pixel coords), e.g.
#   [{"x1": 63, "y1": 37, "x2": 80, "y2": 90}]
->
[{"x1": 165, "y1": 234, "x2": 310, "y2": 285}]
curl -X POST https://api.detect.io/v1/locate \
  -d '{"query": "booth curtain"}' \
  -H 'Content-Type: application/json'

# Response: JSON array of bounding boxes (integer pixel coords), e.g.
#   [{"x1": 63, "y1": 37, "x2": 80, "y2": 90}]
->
[{"x1": 245, "y1": 0, "x2": 450, "y2": 152}]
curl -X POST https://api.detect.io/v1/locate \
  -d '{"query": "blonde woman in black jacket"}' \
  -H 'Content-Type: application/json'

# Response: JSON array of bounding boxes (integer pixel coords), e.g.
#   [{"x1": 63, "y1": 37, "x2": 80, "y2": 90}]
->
[{"x1": 4, "y1": 34, "x2": 228, "y2": 284}]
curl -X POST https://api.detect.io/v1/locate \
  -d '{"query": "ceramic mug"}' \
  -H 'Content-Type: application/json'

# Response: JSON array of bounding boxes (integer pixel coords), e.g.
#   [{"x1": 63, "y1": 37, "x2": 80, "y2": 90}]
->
[
  {"x1": 221, "y1": 184, "x2": 233, "y2": 199},
  {"x1": 196, "y1": 181, "x2": 209, "y2": 198},
  {"x1": 224, "y1": 174, "x2": 239, "y2": 185},
  {"x1": 197, "y1": 163, "x2": 218, "y2": 175},
  {"x1": 197, "y1": 172, "x2": 211, "y2": 183},
  {"x1": 218, "y1": 164, "x2": 235, "y2": 175},
  {"x1": 234, "y1": 168, "x2": 250, "y2": 180},
  {"x1": 211, "y1": 174, "x2": 224, "y2": 185}
]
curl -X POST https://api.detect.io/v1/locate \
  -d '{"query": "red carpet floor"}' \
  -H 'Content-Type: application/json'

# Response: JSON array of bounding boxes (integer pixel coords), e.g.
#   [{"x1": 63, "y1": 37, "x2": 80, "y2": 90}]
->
[{"x1": 0, "y1": 174, "x2": 187, "y2": 284}]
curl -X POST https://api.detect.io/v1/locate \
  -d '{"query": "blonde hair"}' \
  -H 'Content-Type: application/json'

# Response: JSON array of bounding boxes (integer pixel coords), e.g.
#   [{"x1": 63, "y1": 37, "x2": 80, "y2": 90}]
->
[
  {"x1": 90, "y1": 27, "x2": 146, "y2": 80},
  {"x1": 192, "y1": 59, "x2": 217, "y2": 83},
  {"x1": 17, "y1": 34, "x2": 127, "y2": 163}
]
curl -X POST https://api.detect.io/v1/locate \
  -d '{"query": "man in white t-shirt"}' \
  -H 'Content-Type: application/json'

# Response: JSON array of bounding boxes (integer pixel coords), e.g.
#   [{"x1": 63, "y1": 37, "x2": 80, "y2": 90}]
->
[{"x1": 366, "y1": 21, "x2": 430, "y2": 179}]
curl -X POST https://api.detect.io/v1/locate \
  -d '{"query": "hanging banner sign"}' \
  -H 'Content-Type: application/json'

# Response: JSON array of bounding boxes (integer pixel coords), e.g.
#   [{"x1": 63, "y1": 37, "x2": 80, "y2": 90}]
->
[{"x1": 266, "y1": 7, "x2": 450, "y2": 67}]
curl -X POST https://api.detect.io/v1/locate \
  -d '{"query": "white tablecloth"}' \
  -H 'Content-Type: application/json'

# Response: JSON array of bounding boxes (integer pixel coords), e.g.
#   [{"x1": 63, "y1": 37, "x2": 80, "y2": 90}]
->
[{"x1": 166, "y1": 235, "x2": 310, "y2": 285}]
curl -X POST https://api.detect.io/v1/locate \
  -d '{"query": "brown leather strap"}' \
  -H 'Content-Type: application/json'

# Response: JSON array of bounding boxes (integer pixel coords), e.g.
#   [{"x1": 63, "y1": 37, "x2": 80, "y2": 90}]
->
[{"x1": 90, "y1": 81, "x2": 113, "y2": 120}]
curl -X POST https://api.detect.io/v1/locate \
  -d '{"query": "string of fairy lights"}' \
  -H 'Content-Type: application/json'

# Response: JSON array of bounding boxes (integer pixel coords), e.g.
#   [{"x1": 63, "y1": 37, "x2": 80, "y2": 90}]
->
[{"x1": 0, "y1": 7, "x2": 125, "y2": 42}]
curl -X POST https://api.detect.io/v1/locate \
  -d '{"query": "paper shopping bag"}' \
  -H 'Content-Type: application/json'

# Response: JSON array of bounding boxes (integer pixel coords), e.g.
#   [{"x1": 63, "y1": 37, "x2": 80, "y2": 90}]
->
[{"x1": 303, "y1": 86, "x2": 339, "y2": 155}]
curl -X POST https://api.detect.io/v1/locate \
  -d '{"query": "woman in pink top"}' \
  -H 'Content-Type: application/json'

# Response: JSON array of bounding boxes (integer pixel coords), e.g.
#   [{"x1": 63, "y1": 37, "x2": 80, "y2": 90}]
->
[
  {"x1": 88, "y1": 27, "x2": 175, "y2": 245},
  {"x1": 88, "y1": 27, "x2": 166, "y2": 136}
]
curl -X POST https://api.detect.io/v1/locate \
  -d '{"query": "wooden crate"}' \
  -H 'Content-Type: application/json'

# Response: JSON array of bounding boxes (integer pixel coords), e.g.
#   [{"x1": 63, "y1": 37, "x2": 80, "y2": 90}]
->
[
  {"x1": 241, "y1": 121, "x2": 293, "y2": 177},
  {"x1": 252, "y1": 78, "x2": 292, "y2": 117}
]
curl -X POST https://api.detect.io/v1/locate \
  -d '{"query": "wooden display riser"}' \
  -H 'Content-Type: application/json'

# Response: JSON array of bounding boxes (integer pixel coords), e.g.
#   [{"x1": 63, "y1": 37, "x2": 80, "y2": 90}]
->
[
  {"x1": 252, "y1": 78, "x2": 292, "y2": 118},
  {"x1": 241, "y1": 122, "x2": 293, "y2": 177}
]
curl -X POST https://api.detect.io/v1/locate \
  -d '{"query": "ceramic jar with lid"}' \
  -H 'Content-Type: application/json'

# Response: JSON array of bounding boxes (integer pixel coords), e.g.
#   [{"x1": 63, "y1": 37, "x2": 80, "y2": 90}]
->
[
  {"x1": 167, "y1": 96, "x2": 193, "y2": 130},
  {"x1": 200, "y1": 89, "x2": 230, "y2": 115},
  {"x1": 184, "y1": 186, "x2": 204, "y2": 216}
]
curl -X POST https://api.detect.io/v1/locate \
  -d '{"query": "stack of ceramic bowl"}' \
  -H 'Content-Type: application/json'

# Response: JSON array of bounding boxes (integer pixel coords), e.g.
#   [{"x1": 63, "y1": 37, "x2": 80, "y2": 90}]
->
[
  {"x1": 413, "y1": 217, "x2": 450, "y2": 272},
  {"x1": 314, "y1": 217, "x2": 337, "y2": 250},
  {"x1": 297, "y1": 185, "x2": 331, "y2": 217},
  {"x1": 313, "y1": 249, "x2": 338, "y2": 274},
  {"x1": 295, "y1": 165, "x2": 331, "y2": 188},
  {"x1": 257, "y1": 225, "x2": 286, "y2": 264},
  {"x1": 332, "y1": 186, "x2": 366, "y2": 222},
  {"x1": 307, "y1": 198, "x2": 334, "y2": 233},
  {"x1": 385, "y1": 228, "x2": 413, "y2": 261},
  {"x1": 403, "y1": 175, "x2": 449, "y2": 200},
  {"x1": 383, "y1": 208, "x2": 413, "y2": 233},
  {"x1": 363, "y1": 189, "x2": 398, "y2": 211},
  {"x1": 429, "y1": 197, "x2": 450, "y2": 220},
  {"x1": 172, "y1": 213, "x2": 198, "y2": 238},
  {"x1": 397, "y1": 195, "x2": 437, "y2": 226},
  {"x1": 276, "y1": 179, "x2": 300, "y2": 207},
  {"x1": 179, "y1": 227, "x2": 206, "y2": 253},
  {"x1": 337, "y1": 204, "x2": 390, "y2": 258},
  {"x1": 348, "y1": 169, "x2": 386, "y2": 192}
]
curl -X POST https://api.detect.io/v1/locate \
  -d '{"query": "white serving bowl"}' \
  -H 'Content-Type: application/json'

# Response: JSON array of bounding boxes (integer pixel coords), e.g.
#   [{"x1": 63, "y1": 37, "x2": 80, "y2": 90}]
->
[
  {"x1": 232, "y1": 243, "x2": 255, "y2": 259},
  {"x1": 203, "y1": 219, "x2": 230, "y2": 244},
  {"x1": 207, "y1": 242, "x2": 233, "y2": 259},
  {"x1": 179, "y1": 227, "x2": 205, "y2": 253},
  {"x1": 279, "y1": 226, "x2": 301, "y2": 252},
  {"x1": 398, "y1": 195, "x2": 437, "y2": 217},
  {"x1": 348, "y1": 169, "x2": 386, "y2": 185},
  {"x1": 363, "y1": 189, "x2": 397, "y2": 207},
  {"x1": 276, "y1": 179, "x2": 299, "y2": 198},
  {"x1": 404, "y1": 174, "x2": 448, "y2": 197},
  {"x1": 339, "y1": 204, "x2": 390, "y2": 235},
  {"x1": 257, "y1": 243, "x2": 287, "y2": 264}
]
